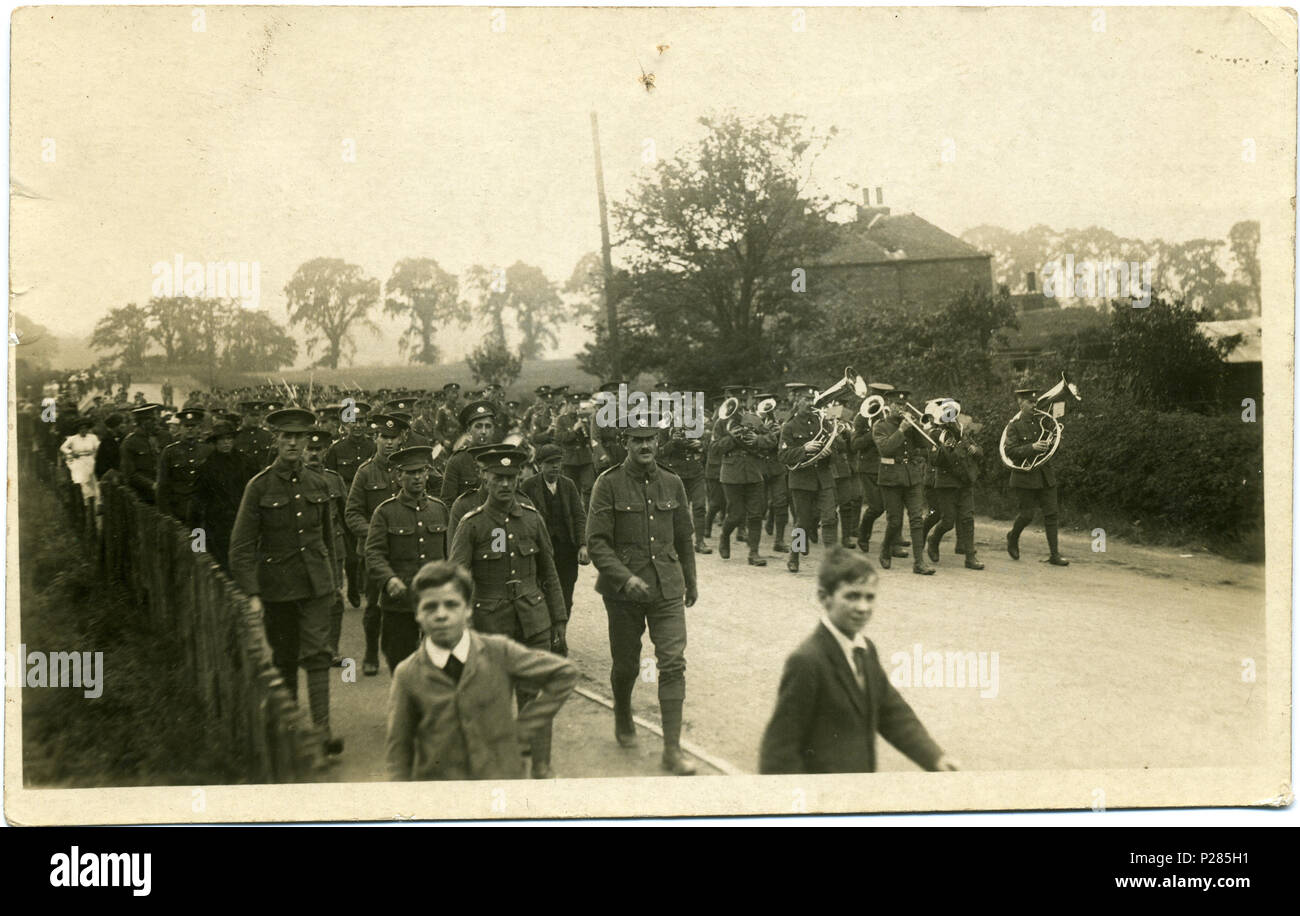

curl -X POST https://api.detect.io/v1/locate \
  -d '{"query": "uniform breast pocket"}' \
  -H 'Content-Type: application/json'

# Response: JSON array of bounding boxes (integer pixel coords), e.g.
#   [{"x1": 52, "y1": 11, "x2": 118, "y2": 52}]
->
[
  {"x1": 258, "y1": 495, "x2": 293, "y2": 532},
  {"x1": 388, "y1": 525, "x2": 417, "y2": 561},
  {"x1": 516, "y1": 536, "x2": 539, "y2": 558}
]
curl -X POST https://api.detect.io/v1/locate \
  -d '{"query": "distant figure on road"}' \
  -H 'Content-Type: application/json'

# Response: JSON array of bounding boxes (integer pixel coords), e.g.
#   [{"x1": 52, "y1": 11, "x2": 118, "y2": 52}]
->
[
  {"x1": 385, "y1": 561, "x2": 576, "y2": 781},
  {"x1": 759, "y1": 548, "x2": 960, "y2": 775}
]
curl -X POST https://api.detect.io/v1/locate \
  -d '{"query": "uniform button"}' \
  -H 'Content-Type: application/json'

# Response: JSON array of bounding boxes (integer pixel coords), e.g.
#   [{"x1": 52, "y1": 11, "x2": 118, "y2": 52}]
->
[
  {"x1": 296, "y1": 511, "x2": 302, "y2": 517},
  {"x1": 650, "y1": 536, "x2": 655, "y2": 541}
]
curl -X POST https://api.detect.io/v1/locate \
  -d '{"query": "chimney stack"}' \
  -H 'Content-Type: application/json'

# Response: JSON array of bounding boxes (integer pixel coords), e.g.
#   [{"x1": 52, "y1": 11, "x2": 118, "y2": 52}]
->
[
  {"x1": 1026, "y1": 271, "x2": 1037, "y2": 292},
  {"x1": 875, "y1": 187, "x2": 884, "y2": 205}
]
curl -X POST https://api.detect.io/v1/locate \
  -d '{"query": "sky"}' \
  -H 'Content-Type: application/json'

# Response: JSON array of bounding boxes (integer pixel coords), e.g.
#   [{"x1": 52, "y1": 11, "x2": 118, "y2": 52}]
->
[{"x1": 9, "y1": 6, "x2": 1295, "y2": 364}]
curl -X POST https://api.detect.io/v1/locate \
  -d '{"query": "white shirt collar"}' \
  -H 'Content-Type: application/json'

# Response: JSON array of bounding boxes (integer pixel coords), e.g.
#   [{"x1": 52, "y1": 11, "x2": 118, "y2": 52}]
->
[
  {"x1": 544, "y1": 479, "x2": 558, "y2": 495},
  {"x1": 425, "y1": 630, "x2": 471, "y2": 669},
  {"x1": 820, "y1": 614, "x2": 868, "y2": 669}
]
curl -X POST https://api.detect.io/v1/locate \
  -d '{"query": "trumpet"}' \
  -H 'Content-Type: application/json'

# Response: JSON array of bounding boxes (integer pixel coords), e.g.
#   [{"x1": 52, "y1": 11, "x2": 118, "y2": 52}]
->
[{"x1": 892, "y1": 401, "x2": 939, "y2": 448}]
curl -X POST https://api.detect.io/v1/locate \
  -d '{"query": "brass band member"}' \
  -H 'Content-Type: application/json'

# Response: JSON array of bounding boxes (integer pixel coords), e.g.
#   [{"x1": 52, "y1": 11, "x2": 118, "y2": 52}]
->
[
  {"x1": 852, "y1": 382, "x2": 893, "y2": 554},
  {"x1": 557, "y1": 392, "x2": 597, "y2": 509},
  {"x1": 872, "y1": 388, "x2": 934, "y2": 575},
  {"x1": 778, "y1": 382, "x2": 838, "y2": 575},
  {"x1": 925, "y1": 408, "x2": 984, "y2": 570},
  {"x1": 717, "y1": 398, "x2": 777, "y2": 566},
  {"x1": 1005, "y1": 385, "x2": 1069, "y2": 566}
]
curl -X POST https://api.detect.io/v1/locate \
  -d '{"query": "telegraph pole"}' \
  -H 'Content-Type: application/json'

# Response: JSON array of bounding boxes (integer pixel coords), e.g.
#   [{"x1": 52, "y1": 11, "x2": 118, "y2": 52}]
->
[{"x1": 590, "y1": 111, "x2": 621, "y2": 380}]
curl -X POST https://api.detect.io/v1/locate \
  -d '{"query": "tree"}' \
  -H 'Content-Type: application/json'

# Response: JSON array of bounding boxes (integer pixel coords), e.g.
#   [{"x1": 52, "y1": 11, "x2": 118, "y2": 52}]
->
[
  {"x1": 1227, "y1": 220, "x2": 1261, "y2": 314},
  {"x1": 10, "y1": 311, "x2": 59, "y2": 370},
  {"x1": 223, "y1": 308, "x2": 298, "y2": 372},
  {"x1": 383, "y1": 258, "x2": 468, "y2": 365},
  {"x1": 146, "y1": 297, "x2": 197, "y2": 363},
  {"x1": 465, "y1": 331, "x2": 522, "y2": 388},
  {"x1": 284, "y1": 258, "x2": 380, "y2": 369},
  {"x1": 1106, "y1": 295, "x2": 1237, "y2": 411},
  {"x1": 90, "y1": 303, "x2": 152, "y2": 367},
  {"x1": 464, "y1": 261, "x2": 566, "y2": 360},
  {"x1": 610, "y1": 113, "x2": 844, "y2": 389}
]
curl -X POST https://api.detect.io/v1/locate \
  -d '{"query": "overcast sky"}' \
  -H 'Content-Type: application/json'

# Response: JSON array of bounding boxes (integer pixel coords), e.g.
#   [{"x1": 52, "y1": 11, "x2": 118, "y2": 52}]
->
[{"x1": 10, "y1": 6, "x2": 1295, "y2": 362}]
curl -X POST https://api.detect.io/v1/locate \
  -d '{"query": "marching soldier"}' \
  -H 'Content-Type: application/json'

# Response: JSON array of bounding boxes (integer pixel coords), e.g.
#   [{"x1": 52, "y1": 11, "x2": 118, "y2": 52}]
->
[
  {"x1": 872, "y1": 388, "x2": 934, "y2": 575},
  {"x1": 586, "y1": 416, "x2": 699, "y2": 775},
  {"x1": 346, "y1": 413, "x2": 407, "y2": 676},
  {"x1": 440, "y1": 399, "x2": 497, "y2": 504},
  {"x1": 778, "y1": 383, "x2": 838, "y2": 574},
  {"x1": 658, "y1": 396, "x2": 712, "y2": 555},
  {"x1": 1005, "y1": 385, "x2": 1069, "y2": 566},
  {"x1": 828, "y1": 398, "x2": 860, "y2": 549},
  {"x1": 156, "y1": 407, "x2": 213, "y2": 525},
  {"x1": 234, "y1": 400, "x2": 276, "y2": 471},
  {"x1": 703, "y1": 398, "x2": 727, "y2": 547},
  {"x1": 228, "y1": 407, "x2": 343, "y2": 757},
  {"x1": 366, "y1": 446, "x2": 450, "y2": 672},
  {"x1": 305, "y1": 428, "x2": 351, "y2": 663},
  {"x1": 717, "y1": 400, "x2": 777, "y2": 566},
  {"x1": 752, "y1": 392, "x2": 790, "y2": 553},
  {"x1": 119, "y1": 403, "x2": 163, "y2": 503},
  {"x1": 449, "y1": 445, "x2": 567, "y2": 779},
  {"x1": 557, "y1": 393, "x2": 597, "y2": 508},
  {"x1": 852, "y1": 382, "x2": 894, "y2": 555},
  {"x1": 925, "y1": 406, "x2": 985, "y2": 570},
  {"x1": 325, "y1": 401, "x2": 375, "y2": 607}
]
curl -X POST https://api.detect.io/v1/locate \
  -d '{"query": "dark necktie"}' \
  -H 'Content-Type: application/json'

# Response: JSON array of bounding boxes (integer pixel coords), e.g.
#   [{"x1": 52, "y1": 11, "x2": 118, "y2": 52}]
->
[
  {"x1": 852, "y1": 646, "x2": 869, "y2": 693},
  {"x1": 443, "y1": 654, "x2": 463, "y2": 683}
]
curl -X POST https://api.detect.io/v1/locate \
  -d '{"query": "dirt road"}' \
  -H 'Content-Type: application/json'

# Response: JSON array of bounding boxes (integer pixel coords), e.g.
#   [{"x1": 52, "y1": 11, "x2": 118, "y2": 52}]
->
[{"x1": 320, "y1": 517, "x2": 1265, "y2": 781}]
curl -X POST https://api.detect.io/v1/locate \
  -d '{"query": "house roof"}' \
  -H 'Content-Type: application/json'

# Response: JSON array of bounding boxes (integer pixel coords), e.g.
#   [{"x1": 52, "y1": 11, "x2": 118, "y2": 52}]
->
[
  {"x1": 822, "y1": 212, "x2": 988, "y2": 265},
  {"x1": 1199, "y1": 317, "x2": 1262, "y2": 364}
]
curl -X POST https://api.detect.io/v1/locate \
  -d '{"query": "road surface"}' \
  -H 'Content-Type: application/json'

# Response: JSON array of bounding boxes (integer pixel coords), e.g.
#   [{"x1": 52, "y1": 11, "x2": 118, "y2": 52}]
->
[{"x1": 315, "y1": 518, "x2": 1266, "y2": 780}]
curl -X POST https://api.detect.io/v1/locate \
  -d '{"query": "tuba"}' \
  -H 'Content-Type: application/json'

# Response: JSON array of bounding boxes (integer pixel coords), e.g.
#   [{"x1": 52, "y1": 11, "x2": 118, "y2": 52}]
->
[
  {"x1": 812, "y1": 366, "x2": 868, "y2": 409},
  {"x1": 786, "y1": 409, "x2": 840, "y2": 470},
  {"x1": 999, "y1": 372, "x2": 1079, "y2": 471}
]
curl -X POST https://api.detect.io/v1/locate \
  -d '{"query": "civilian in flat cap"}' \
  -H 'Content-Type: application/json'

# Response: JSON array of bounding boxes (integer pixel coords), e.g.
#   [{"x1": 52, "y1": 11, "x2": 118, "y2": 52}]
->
[
  {"x1": 1004, "y1": 385, "x2": 1069, "y2": 566},
  {"x1": 366, "y1": 446, "x2": 451, "y2": 673},
  {"x1": 304, "y1": 428, "x2": 350, "y2": 664},
  {"x1": 120, "y1": 403, "x2": 163, "y2": 503},
  {"x1": 229, "y1": 407, "x2": 343, "y2": 757},
  {"x1": 586, "y1": 415, "x2": 699, "y2": 774},
  {"x1": 346, "y1": 413, "x2": 409, "y2": 676},
  {"x1": 157, "y1": 407, "x2": 213, "y2": 525},
  {"x1": 449, "y1": 445, "x2": 568, "y2": 778},
  {"x1": 439, "y1": 400, "x2": 497, "y2": 505},
  {"x1": 193, "y1": 420, "x2": 254, "y2": 571},
  {"x1": 520, "y1": 443, "x2": 589, "y2": 625}
]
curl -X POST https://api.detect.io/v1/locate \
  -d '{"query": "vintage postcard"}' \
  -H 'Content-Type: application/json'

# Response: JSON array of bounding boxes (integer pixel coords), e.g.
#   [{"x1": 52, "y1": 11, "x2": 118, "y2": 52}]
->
[{"x1": 5, "y1": 5, "x2": 1293, "y2": 824}]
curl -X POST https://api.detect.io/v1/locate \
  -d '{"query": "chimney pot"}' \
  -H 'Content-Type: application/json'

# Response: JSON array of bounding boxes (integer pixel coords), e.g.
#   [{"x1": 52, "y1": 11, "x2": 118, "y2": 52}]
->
[{"x1": 875, "y1": 187, "x2": 884, "y2": 205}]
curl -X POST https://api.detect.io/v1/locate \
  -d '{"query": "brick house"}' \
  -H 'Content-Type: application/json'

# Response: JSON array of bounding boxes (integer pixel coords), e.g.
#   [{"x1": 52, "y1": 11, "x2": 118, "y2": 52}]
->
[{"x1": 811, "y1": 192, "x2": 994, "y2": 313}]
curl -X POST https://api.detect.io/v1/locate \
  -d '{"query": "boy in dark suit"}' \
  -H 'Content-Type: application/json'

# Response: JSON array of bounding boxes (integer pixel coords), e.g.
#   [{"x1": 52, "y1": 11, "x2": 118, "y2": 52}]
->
[{"x1": 759, "y1": 548, "x2": 960, "y2": 774}]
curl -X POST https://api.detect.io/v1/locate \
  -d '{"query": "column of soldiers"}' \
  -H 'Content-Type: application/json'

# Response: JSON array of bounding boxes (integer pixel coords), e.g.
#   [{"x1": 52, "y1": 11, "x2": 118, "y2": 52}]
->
[{"x1": 35, "y1": 370, "x2": 1067, "y2": 775}]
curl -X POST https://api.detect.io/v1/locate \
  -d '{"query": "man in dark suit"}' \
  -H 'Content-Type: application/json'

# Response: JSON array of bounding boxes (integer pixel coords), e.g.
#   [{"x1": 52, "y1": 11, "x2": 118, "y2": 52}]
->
[
  {"x1": 520, "y1": 444, "x2": 589, "y2": 629},
  {"x1": 759, "y1": 548, "x2": 959, "y2": 775},
  {"x1": 1004, "y1": 385, "x2": 1069, "y2": 566}
]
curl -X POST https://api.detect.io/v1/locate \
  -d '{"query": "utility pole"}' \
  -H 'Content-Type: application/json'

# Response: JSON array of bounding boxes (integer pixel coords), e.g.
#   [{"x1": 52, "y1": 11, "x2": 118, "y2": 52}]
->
[{"x1": 590, "y1": 111, "x2": 621, "y2": 380}]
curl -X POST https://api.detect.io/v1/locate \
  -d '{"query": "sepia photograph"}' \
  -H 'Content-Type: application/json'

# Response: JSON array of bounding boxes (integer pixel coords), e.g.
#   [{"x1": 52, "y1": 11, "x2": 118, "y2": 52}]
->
[{"x1": 4, "y1": 4, "x2": 1293, "y2": 824}]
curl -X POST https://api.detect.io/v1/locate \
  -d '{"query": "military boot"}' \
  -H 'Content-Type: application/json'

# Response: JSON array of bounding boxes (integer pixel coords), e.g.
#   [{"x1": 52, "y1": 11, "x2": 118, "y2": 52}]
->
[
  {"x1": 660, "y1": 699, "x2": 697, "y2": 776},
  {"x1": 747, "y1": 520, "x2": 767, "y2": 566}
]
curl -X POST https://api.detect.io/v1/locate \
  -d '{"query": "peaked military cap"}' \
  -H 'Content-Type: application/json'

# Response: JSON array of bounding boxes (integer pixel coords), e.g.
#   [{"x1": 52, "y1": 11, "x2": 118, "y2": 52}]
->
[
  {"x1": 458, "y1": 400, "x2": 496, "y2": 429},
  {"x1": 207, "y1": 421, "x2": 238, "y2": 441},
  {"x1": 177, "y1": 407, "x2": 206, "y2": 425},
  {"x1": 1015, "y1": 386, "x2": 1038, "y2": 398},
  {"x1": 390, "y1": 446, "x2": 435, "y2": 470},
  {"x1": 474, "y1": 445, "x2": 530, "y2": 475},
  {"x1": 265, "y1": 407, "x2": 317, "y2": 433},
  {"x1": 305, "y1": 427, "x2": 335, "y2": 447},
  {"x1": 368, "y1": 413, "x2": 410, "y2": 435},
  {"x1": 622, "y1": 413, "x2": 670, "y2": 438},
  {"x1": 867, "y1": 382, "x2": 896, "y2": 395}
]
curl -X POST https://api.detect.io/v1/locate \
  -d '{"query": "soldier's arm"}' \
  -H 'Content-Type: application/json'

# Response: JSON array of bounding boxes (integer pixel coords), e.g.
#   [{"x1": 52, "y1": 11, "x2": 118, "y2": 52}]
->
[
  {"x1": 1004, "y1": 418, "x2": 1038, "y2": 462},
  {"x1": 503, "y1": 638, "x2": 577, "y2": 738},
  {"x1": 777, "y1": 421, "x2": 809, "y2": 467},
  {"x1": 438, "y1": 458, "x2": 460, "y2": 503},
  {"x1": 448, "y1": 513, "x2": 474, "y2": 574},
  {"x1": 850, "y1": 415, "x2": 874, "y2": 453},
  {"x1": 365, "y1": 505, "x2": 398, "y2": 589},
  {"x1": 227, "y1": 479, "x2": 262, "y2": 597},
  {"x1": 568, "y1": 478, "x2": 587, "y2": 546},
  {"x1": 344, "y1": 468, "x2": 371, "y2": 540},
  {"x1": 532, "y1": 517, "x2": 567, "y2": 624},
  {"x1": 584, "y1": 474, "x2": 632, "y2": 591},
  {"x1": 872, "y1": 420, "x2": 907, "y2": 457}
]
